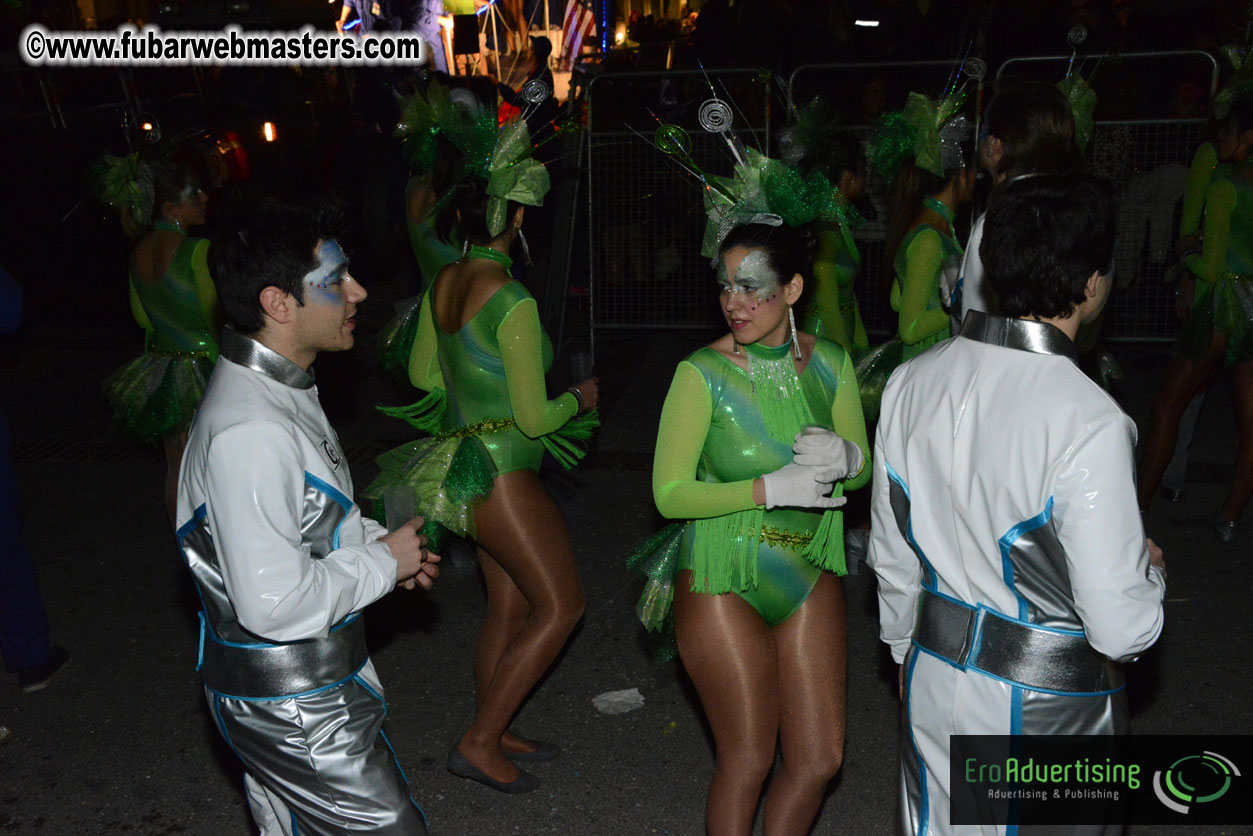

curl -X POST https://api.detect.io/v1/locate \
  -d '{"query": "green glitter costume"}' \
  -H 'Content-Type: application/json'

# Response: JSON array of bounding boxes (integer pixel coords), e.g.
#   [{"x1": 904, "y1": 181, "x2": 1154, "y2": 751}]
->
[
  {"x1": 890, "y1": 222, "x2": 962, "y2": 362},
  {"x1": 801, "y1": 224, "x2": 868, "y2": 357},
  {"x1": 103, "y1": 231, "x2": 220, "y2": 444},
  {"x1": 1180, "y1": 169, "x2": 1253, "y2": 365},
  {"x1": 366, "y1": 249, "x2": 597, "y2": 543},
  {"x1": 631, "y1": 338, "x2": 869, "y2": 637}
]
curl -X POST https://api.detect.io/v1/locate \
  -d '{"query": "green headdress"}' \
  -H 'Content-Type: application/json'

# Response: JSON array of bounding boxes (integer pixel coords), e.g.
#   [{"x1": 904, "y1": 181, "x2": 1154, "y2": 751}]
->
[
  {"x1": 1214, "y1": 44, "x2": 1253, "y2": 120},
  {"x1": 393, "y1": 81, "x2": 462, "y2": 175},
  {"x1": 479, "y1": 117, "x2": 551, "y2": 238},
  {"x1": 865, "y1": 90, "x2": 972, "y2": 180},
  {"x1": 86, "y1": 152, "x2": 153, "y2": 228},
  {"x1": 1056, "y1": 73, "x2": 1097, "y2": 153}
]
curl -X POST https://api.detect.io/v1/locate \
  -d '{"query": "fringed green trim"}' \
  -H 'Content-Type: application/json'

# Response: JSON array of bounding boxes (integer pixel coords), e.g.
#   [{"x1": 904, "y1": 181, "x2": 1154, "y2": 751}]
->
[
  {"x1": 625, "y1": 522, "x2": 686, "y2": 633},
  {"x1": 744, "y1": 344, "x2": 814, "y2": 443},
  {"x1": 376, "y1": 388, "x2": 447, "y2": 433},
  {"x1": 802, "y1": 503, "x2": 847, "y2": 576},
  {"x1": 689, "y1": 508, "x2": 763, "y2": 594},
  {"x1": 363, "y1": 434, "x2": 496, "y2": 540},
  {"x1": 377, "y1": 296, "x2": 422, "y2": 377},
  {"x1": 540, "y1": 409, "x2": 601, "y2": 469}
]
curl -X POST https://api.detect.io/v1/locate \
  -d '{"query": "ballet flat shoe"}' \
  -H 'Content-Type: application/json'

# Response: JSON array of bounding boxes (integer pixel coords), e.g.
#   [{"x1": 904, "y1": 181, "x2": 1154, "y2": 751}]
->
[
  {"x1": 505, "y1": 740, "x2": 561, "y2": 763},
  {"x1": 1212, "y1": 517, "x2": 1239, "y2": 543},
  {"x1": 446, "y1": 747, "x2": 541, "y2": 794}
]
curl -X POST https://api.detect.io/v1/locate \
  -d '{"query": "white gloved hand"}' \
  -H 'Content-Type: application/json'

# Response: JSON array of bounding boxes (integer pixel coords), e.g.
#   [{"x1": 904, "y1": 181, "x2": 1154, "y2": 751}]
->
[
  {"x1": 791, "y1": 426, "x2": 863, "y2": 483},
  {"x1": 761, "y1": 461, "x2": 845, "y2": 510}
]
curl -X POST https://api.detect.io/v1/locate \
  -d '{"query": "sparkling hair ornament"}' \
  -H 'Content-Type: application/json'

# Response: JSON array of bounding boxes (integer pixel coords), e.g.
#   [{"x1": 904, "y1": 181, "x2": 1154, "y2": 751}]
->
[
  {"x1": 86, "y1": 152, "x2": 155, "y2": 229},
  {"x1": 865, "y1": 88, "x2": 973, "y2": 181}
]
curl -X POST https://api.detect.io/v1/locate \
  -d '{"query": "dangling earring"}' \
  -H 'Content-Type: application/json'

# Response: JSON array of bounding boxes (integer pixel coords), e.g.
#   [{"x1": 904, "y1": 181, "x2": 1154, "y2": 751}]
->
[
  {"x1": 461, "y1": 239, "x2": 470, "y2": 258},
  {"x1": 517, "y1": 228, "x2": 533, "y2": 266},
  {"x1": 788, "y1": 305, "x2": 801, "y2": 359},
  {"x1": 732, "y1": 340, "x2": 740, "y2": 355}
]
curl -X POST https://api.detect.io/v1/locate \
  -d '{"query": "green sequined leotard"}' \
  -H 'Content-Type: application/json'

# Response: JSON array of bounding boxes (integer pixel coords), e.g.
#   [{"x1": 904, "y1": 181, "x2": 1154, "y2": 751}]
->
[
  {"x1": 801, "y1": 224, "x2": 868, "y2": 356},
  {"x1": 1181, "y1": 169, "x2": 1253, "y2": 365},
  {"x1": 890, "y1": 223, "x2": 962, "y2": 361},
  {"x1": 104, "y1": 232, "x2": 220, "y2": 444},
  {"x1": 367, "y1": 250, "x2": 596, "y2": 540},
  {"x1": 649, "y1": 338, "x2": 870, "y2": 627}
]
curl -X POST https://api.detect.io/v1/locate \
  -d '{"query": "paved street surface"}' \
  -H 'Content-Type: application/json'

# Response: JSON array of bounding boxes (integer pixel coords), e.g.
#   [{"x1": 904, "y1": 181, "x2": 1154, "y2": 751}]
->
[{"x1": 0, "y1": 289, "x2": 1248, "y2": 834}]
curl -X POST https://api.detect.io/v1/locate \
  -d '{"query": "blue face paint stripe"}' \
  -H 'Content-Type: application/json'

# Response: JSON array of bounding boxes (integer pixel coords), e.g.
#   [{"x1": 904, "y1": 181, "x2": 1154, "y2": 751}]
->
[
  {"x1": 904, "y1": 649, "x2": 929, "y2": 836},
  {"x1": 997, "y1": 497, "x2": 1055, "y2": 621}
]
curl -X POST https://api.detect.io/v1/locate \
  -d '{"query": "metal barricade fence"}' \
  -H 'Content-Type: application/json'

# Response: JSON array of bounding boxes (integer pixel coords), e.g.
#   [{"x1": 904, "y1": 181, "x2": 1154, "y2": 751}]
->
[{"x1": 585, "y1": 68, "x2": 771, "y2": 341}]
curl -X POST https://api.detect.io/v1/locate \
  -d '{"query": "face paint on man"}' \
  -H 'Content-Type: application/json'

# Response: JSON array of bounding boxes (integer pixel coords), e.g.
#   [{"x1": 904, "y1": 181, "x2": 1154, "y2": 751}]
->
[
  {"x1": 303, "y1": 239, "x2": 351, "y2": 304},
  {"x1": 718, "y1": 249, "x2": 782, "y2": 309}
]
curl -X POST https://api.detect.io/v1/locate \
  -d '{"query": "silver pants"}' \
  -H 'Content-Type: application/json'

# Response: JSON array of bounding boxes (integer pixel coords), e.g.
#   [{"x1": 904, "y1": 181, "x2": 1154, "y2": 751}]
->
[{"x1": 207, "y1": 668, "x2": 426, "y2": 836}]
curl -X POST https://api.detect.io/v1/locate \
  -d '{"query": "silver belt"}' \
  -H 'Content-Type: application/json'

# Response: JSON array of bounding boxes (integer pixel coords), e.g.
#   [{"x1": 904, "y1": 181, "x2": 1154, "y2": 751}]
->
[
  {"x1": 198, "y1": 614, "x2": 368, "y2": 699},
  {"x1": 914, "y1": 590, "x2": 1124, "y2": 694}
]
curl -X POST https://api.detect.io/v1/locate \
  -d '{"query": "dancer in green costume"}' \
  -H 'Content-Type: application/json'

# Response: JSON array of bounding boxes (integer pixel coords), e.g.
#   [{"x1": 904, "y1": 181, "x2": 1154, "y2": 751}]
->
[
  {"x1": 368, "y1": 118, "x2": 599, "y2": 794},
  {"x1": 636, "y1": 221, "x2": 870, "y2": 836},
  {"x1": 94, "y1": 158, "x2": 220, "y2": 525},
  {"x1": 1138, "y1": 100, "x2": 1253, "y2": 539}
]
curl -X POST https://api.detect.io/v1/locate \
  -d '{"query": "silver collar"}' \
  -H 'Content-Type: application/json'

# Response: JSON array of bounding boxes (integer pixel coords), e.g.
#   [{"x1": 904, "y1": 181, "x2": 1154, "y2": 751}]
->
[
  {"x1": 220, "y1": 328, "x2": 315, "y2": 390},
  {"x1": 958, "y1": 311, "x2": 1077, "y2": 363}
]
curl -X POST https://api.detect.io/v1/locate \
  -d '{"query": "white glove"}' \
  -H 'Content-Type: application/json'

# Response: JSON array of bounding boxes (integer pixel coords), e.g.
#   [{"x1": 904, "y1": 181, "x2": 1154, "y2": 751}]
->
[
  {"x1": 761, "y1": 461, "x2": 845, "y2": 510},
  {"x1": 791, "y1": 426, "x2": 863, "y2": 483}
]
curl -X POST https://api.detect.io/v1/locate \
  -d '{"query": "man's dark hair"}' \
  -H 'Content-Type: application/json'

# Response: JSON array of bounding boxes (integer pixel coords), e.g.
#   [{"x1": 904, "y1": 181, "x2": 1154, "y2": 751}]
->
[
  {"x1": 208, "y1": 198, "x2": 343, "y2": 335},
  {"x1": 981, "y1": 173, "x2": 1115, "y2": 319},
  {"x1": 985, "y1": 81, "x2": 1078, "y2": 178}
]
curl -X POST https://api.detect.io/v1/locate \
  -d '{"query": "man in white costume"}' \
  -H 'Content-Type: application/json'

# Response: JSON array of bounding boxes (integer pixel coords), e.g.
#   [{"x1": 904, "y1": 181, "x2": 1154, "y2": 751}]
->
[
  {"x1": 867, "y1": 174, "x2": 1166, "y2": 836},
  {"x1": 177, "y1": 200, "x2": 440, "y2": 835}
]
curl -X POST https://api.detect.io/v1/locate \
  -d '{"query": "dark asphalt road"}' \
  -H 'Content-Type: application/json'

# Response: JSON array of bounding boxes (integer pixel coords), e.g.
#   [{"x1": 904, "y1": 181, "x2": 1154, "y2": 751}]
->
[{"x1": 0, "y1": 296, "x2": 1248, "y2": 835}]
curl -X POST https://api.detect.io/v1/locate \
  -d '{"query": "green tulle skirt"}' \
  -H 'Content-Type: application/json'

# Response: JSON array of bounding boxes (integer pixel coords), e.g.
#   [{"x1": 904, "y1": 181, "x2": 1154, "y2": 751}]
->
[
  {"x1": 104, "y1": 350, "x2": 214, "y2": 445},
  {"x1": 1179, "y1": 275, "x2": 1253, "y2": 367},
  {"x1": 854, "y1": 337, "x2": 905, "y2": 423},
  {"x1": 376, "y1": 295, "x2": 423, "y2": 379}
]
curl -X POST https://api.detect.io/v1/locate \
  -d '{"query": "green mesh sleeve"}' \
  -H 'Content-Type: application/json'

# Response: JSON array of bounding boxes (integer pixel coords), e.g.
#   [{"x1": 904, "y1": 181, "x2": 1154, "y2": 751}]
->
[
  {"x1": 1180, "y1": 142, "x2": 1218, "y2": 239},
  {"x1": 897, "y1": 228, "x2": 949, "y2": 345},
  {"x1": 833, "y1": 347, "x2": 871, "y2": 491},
  {"x1": 652, "y1": 360, "x2": 758, "y2": 519},
  {"x1": 1184, "y1": 178, "x2": 1236, "y2": 288},
  {"x1": 406, "y1": 291, "x2": 444, "y2": 392},
  {"x1": 128, "y1": 277, "x2": 153, "y2": 337},
  {"x1": 189, "y1": 238, "x2": 222, "y2": 348},
  {"x1": 496, "y1": 296, "x2": 578, "y2": 438}
]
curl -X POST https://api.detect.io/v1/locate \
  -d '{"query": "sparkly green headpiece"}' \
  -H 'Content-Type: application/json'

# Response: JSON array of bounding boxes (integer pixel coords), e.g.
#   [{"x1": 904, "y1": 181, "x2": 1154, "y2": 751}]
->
[
  {"x1": 1056, "y1": 73, "x2": 1097, "y2": 153},
  {"x1": 86, "y1": 152, "x2": 154, "y2": 228},
  {"x1": 1214, "y1": 44, "x2": 1253, "y2": 120},
  {"x1": 393, "y1": 81, "x2": 464, "y2": 175},
  {"x1": 652, "y1": 97, "x2": 860, "y2": 262},
  {"x1": 481, "y1": 117, "x2": 550, "y2": 238},
  {"x1": 866, "y1": 90, "x2": 972, "y2": 181}
]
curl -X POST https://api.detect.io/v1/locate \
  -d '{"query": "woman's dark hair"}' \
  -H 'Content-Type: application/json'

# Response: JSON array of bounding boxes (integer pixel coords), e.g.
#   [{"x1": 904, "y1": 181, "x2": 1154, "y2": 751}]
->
[
  {"x1": 880, "y1": 163, "x2": 948, "y2": 289},
  {"x1": 149, "y1": 159, "x2": 200, "y2": 223},
  {"x1": 208, "y1": 196, "x2": 343, "y2": 335},
  {"x1": 443, "y1": 175, "x2": 522, "y2": 247},
  {"x1": 717, "y1": 221, "x2": 819, "y2": 300},
  {"x1": 985, "y1": 81, "x2": 1078, "y2": 178},
  {"x1": 981, "y1": 173, "x2": 1115, "y2": 319}
]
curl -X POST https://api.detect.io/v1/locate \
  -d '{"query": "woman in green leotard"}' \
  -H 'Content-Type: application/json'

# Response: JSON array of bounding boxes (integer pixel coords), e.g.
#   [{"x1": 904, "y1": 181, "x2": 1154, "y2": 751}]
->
[
  {"x1": 368, "y1": 176, "x2": 598, "y2": 793},
  {"x1": 1139, "y1": 100, "x2": 1253, "y2": 539},
  {"x1": 102, "y1": 161, "x2": 220, "y2": 525},
  {"x1": 648, "y1": 222, "x2": 870, "y2": 835},
  {"x1": 800, "y1": 133, "x2": 870, "y2": 357},
  {"x1": 883, "y1": 155, "x2": 975, "y2": 361}
]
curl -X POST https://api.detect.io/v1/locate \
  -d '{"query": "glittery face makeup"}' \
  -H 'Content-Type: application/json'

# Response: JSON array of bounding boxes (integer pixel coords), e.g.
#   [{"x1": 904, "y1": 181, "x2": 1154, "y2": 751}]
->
[
  {"x1": 717, "y1": 249, "x2": 782, "y2": 309},
  {"x1": 303, "y1": 239, "x2": 352, "y2": 305}
]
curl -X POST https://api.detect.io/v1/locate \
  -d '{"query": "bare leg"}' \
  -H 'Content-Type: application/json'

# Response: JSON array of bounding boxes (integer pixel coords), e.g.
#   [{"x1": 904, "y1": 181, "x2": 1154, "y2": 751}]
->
[
  {"x1": 763, "y1": 573, "x2": 847, "y2": 836},
  {"x1": 455, "y1": 470, "x2": 585, "y2": 783},
  {"x1": 1220, "y1": 360, "x2": 1253, "y2": 522},
  {"x1": 674, "y1": 571, "x2": 778, "y2": 836},
  {"x1": 162, "y1": 431, "x2": 188, "y2": 529},
  {"x1": 1137, "y1": 337, "x2": 1226, "y2": 511}
]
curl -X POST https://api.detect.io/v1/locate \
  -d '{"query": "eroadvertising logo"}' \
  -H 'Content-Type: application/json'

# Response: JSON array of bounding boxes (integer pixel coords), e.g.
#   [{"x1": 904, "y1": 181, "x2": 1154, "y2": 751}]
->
[{"x1": 950, "y1": 735, "x2": 1250, "y2": 826}]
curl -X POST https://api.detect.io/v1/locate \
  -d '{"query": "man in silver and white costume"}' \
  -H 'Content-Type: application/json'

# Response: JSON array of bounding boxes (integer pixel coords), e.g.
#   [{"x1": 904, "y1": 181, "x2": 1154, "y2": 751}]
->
[
  {"x1": 176, "y1": 201, "x2": 440, "y2": 835},
  {"x1": 868, "y1": 175, "x2": 1166, "y2": 836}
]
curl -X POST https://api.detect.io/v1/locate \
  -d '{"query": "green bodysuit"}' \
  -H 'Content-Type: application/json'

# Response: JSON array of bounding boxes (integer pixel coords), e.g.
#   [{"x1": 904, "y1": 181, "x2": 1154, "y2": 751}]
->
[
  {"x1": 410, "y1": 279, "x2": 577, "y2": 474},
  {"x1": 651, "y1": 338, "x2": 870, "y2": 626},
  {"x1": 802, "y1": 224, "x2": 868, "y2": 356},
  {"x1": 368, "y1": 261, "x2": 594, "y2": 541},
  {"x1": 105, "y1": 233, "x2": 220, "y2": 443},
  {"x1": 1180, "y1": 169, "x2": 1253, "y2": 365},
  {"x1": 890, "y1": 224, "x2": 961, "y2": 361}
]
